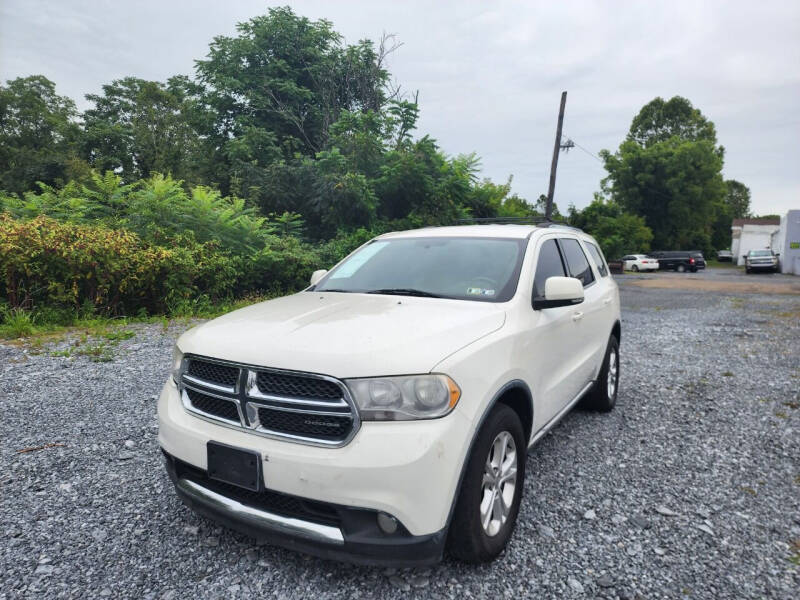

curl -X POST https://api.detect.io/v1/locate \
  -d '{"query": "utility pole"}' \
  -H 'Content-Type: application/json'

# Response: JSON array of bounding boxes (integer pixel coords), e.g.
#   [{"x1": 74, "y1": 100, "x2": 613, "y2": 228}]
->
[{"x1": 545, "y1": 91, "x2": 568, "y2": 221}]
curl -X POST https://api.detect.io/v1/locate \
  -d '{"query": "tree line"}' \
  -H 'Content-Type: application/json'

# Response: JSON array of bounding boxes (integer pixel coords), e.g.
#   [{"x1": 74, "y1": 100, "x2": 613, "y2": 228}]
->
[{"x1": 0, "y1": 7, "x2": 755, "y2": 322}]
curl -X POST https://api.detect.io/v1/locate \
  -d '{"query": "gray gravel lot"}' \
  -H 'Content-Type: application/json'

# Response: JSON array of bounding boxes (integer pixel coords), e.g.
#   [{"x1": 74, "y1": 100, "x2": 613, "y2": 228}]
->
[{"x1": 2, "y1": 279, "x2": 799, "y2": 599}]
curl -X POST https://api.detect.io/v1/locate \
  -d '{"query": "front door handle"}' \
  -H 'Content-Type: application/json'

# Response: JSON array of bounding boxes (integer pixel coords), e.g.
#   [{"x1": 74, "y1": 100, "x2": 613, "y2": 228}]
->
[{"x1": 572, "y1": 311, "x2": 584, "y2": 322}]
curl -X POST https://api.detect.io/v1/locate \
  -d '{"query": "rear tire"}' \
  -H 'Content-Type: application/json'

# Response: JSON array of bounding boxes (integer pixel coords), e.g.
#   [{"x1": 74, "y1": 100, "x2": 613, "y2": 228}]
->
[
  {"x1": 677, "y1": 264, "x2": 686, "y2": 273},
  {"x1": 584, "y1": 335, "x2": 619, "y2": 412},
  {"x1": 631, "y1": 265, "x2": 639, "y2": 272},
  {"x1": 447, "y1": 404, "x2": 526, "y2": 563}
]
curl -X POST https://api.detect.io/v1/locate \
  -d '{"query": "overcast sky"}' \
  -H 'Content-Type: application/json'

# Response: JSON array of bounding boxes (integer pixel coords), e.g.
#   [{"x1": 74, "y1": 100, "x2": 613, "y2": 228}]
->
[{"x1": 2, "y1": 0, "x2": 798, "y2": 214}]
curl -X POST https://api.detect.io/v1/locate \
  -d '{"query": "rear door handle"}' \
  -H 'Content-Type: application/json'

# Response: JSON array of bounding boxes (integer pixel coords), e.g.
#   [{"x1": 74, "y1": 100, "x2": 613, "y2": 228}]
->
[{"x1": 572, "y1": 311, "x2": 584, "y2": 322}]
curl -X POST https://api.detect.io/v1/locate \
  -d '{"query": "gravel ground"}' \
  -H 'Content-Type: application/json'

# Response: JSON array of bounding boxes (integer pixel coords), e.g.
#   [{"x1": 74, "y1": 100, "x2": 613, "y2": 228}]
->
[{"x1": 2, "y1": 282, "x2": 799, "y2": 599}]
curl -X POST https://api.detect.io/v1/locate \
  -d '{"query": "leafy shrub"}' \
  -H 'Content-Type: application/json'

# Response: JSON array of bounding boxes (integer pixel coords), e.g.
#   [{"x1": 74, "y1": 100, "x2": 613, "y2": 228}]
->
[{"x1": 0, "y1": 214, "x2": 177, "y2": 314}]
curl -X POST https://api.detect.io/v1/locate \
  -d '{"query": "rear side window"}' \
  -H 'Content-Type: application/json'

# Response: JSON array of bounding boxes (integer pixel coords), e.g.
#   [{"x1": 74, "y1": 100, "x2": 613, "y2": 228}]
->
[
  {"x1": 586, "y1": 242, "x2": 609, "y2": 277},
  {"x1": 532, "y1": 239, "x2": 566, "y2": 298},
  {"x1": 559, "y1": 238, "x2": 595, "y2": 287}
]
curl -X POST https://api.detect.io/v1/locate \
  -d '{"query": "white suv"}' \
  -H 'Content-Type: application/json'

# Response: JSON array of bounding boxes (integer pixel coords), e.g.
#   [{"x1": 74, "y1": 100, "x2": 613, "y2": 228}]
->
[{"x1": 158, "y1": 224, "x2": 621, "y2": 565}]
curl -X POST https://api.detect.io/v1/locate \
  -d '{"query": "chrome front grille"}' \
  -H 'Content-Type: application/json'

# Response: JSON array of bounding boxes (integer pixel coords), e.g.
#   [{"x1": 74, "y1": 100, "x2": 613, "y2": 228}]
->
[{"x1": 179, "y1": 356, "x2": 359, "y2": 447}]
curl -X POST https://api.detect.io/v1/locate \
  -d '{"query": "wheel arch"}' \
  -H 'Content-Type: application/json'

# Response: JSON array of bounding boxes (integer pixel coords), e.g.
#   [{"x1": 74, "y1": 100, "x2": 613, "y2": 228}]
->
[
  {"x1": 443, "y1": 379, "x2": 533, "y2": 531},
  {"x1": 611, "y1": 319, "x2": 621, "y2": 344}
]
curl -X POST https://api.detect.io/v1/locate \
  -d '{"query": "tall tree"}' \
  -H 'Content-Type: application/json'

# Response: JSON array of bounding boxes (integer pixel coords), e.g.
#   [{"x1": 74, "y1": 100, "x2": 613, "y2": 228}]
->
[
  {"x1": 82, "y1": 76, "x2": 204, "y2": 183},
  {"x1": 723, "y1": 179, "x2": 751, "y2": 219},
  {"x1": 628, "y1": 96, "x2": 719, "y2": 148},
  {"x1": 0, "y1": 76, "x2": 82, "y2": 194},
  {"x1": 194, "y1": 7, "x2": 392, "y2": 195},
  {"x1": 601, "y1": 97, "x2": 726, "y2": 254}
]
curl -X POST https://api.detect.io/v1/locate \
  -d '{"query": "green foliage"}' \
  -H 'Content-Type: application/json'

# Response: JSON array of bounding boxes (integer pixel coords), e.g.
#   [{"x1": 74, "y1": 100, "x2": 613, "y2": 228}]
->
[
  {"x1": 711, "y1": 179, "x2": 753, "y2": 250},
  {"x1": 194, "y1": 6, "x2": 389, "y2": 193},
  {"x1": 627, "y1": 96, "x2": 718, "y2": 148},
  {"x1": 0, "y1": 75, "x2": 83, "y2": 194},
  {"x1": 0, "y1": 214, "x2": 172, "y2": 314},
  {"x1": 82, "y1": 76, "x2": 204, "y2": 182},
  {"x1": 569, "y1": 198, "x2": 653, "y2": 258},
  {"x1": 0, "y1": 306, "x2": 37, "y2": 338},
  {"x1": 601, "y1": 125, "x2": 725, "y2": 256},
  {"x1": 724, "y1": 179, "x2": 751, "y2": 219}
]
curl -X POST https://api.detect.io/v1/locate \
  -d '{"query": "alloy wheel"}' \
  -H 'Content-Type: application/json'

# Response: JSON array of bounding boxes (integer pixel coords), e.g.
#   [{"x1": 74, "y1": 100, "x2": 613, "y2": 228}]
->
[
  {"x1": 607, "y1": 348, "x2": 618, "y2": 399},
  {"x1": 480, "y1": 431, "x2": 517, "y2": 536}
]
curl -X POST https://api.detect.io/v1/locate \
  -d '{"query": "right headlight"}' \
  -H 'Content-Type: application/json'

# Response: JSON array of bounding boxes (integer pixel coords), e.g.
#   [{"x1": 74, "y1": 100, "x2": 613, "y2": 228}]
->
[
  {"x1": 171, "y1": 346, "x2": 186, "y2": 385},
  {"x1": 345, "y1": 374, "x2": 461, "y2": 421}
]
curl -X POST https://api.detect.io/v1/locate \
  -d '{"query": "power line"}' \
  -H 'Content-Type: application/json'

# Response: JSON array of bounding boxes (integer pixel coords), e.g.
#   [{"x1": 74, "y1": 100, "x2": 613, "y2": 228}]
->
[
  {"x1": 561, "y1": 132, "x2": 676, "y2": 203},
  {"x1": 561, "y1": 133, "x2": 603, "y2": 163}
]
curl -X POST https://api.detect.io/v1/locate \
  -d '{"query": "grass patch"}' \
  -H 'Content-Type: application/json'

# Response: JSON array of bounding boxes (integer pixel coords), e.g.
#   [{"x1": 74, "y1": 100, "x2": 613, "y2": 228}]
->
[
  {"x1": 722, "y1": 371, "x2": 734, "y2": 377},
  {"x1": 782, "y1": 401, "x2": 800, "y2": 410},
  {"x1": 0, "y1": 307, "x2": 38, "y2": 338}
]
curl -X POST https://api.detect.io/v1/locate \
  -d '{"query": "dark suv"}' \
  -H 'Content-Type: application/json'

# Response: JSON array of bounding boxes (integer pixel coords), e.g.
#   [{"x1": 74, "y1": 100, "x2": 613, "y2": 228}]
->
[{"x1": 648, "y1": 251, "x2": 706, "y2": 273}]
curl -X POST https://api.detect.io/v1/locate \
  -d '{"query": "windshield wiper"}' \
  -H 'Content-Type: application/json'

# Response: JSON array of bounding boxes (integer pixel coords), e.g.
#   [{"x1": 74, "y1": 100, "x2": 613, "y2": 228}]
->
[
  {"x1": 366, "y1": 288, "x2": 442, "y2": 298},
  {"x1": 315, "y1": 288, "x2": 355, "y2": 293}
]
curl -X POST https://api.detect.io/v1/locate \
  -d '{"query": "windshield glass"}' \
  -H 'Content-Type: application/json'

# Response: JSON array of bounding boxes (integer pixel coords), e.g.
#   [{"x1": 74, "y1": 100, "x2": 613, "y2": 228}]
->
[
  {"x1": 313, "y1": 236, "x2": 527, "y2": 302},
  {"x1": 749, "y1": 250, "x2": 772, "y2": 256}
]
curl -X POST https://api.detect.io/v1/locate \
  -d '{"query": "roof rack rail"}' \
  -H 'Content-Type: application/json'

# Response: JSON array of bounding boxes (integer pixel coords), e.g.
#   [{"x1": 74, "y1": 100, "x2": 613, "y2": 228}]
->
[{"x1": 454, "y1": 216, "x2": 582, "y2": 231}]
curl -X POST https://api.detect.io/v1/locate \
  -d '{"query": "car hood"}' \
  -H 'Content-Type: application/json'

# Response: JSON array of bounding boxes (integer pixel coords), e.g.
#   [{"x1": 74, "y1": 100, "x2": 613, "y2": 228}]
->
[{"x1": 177, "y1": 292, "x2": 506, "y2": 378}]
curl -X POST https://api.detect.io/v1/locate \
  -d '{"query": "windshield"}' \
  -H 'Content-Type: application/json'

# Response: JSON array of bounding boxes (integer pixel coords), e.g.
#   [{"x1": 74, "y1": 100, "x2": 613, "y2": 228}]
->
[
  {"x1": 749, "y1": 250, "x2": 772, "y2": 256},
  {"x1": 313, "y1": 236, "x2": 527, "y2": 302}
]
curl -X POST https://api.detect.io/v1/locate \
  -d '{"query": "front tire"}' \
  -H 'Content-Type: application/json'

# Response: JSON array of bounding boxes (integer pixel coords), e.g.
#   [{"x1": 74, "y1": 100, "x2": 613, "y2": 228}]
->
[
  {"x1": 631, "y1": 265, "x2": 639, "y2": 272},
  {"x1": 584, "y1": 335, "x2": 619, "y2": 412},
  {"x1": 447, "y1": 404, "x2": 526, "y2": 563}
]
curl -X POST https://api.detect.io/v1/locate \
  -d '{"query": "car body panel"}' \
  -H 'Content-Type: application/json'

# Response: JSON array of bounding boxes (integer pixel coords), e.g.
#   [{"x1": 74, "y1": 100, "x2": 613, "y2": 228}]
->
[{"x1": 177, "y1": 292, "x2": 507, "y2": 378}]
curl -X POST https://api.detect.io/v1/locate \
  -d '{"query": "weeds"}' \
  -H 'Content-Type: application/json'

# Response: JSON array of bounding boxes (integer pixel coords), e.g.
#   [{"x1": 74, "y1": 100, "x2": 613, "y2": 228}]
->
[
  {"x1": 77, "y1": 342, "x2": 115, "y2": 362},
  {"x1": 0, "y1": 307, "x2": 38, "y2": 338},
  {"x1": 101, "y1": 329, "x2": 135, "y2": 342}
]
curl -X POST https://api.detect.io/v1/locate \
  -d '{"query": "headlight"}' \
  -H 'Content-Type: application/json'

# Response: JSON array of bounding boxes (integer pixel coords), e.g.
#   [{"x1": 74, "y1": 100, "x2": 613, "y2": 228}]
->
[
  {"x1": 345, "y1": 374, "x2": 460, "y2": 421},
  {"x1": 171, "y1": 346, "x2": 186, "y2": 385}
]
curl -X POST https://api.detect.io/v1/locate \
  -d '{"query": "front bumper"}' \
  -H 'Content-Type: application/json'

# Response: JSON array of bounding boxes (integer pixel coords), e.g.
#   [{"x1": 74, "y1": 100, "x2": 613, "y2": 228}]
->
[
  {"x1": 747, "y1": 262, "x2": 777, "y2": 270},
  {"x1": 158, "y1": 378, "x2": 472, "y2": 563},
  {"x1": 163, "y1": 451, "x2": 446, "y2": 566}
]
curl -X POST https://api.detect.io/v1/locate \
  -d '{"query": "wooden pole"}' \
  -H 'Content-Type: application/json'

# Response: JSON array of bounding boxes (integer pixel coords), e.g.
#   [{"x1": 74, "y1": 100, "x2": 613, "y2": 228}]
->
[{"x1": 546, "y1": 91, "x2": 567, "y2": 221}]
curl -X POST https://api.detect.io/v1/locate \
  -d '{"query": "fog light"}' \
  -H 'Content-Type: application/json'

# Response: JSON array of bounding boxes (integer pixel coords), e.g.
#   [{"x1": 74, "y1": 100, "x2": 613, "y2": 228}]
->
[{"x1": 377, "y1": 512, "x2": 398, "y2": 534}]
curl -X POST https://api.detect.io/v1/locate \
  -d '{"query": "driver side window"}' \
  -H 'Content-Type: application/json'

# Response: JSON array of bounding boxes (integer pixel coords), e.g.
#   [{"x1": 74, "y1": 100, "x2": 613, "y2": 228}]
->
[{"x1": 532, "y1": 239, "x2": 566, "y2": 300}]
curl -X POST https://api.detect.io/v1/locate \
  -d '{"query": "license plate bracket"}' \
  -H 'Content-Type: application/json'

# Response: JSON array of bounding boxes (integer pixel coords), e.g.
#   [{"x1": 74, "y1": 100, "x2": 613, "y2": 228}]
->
[{"x1": 207, "y1": 441, "x2": 261, "y2": 491}]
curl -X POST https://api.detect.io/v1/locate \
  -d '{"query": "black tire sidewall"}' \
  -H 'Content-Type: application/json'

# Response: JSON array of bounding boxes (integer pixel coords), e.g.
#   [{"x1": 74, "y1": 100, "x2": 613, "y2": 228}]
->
[
  {"x1": 592, "y1": 335, "x2": 619, "y2": 411},
  {"x1": 449, "y1": 404, "x2": 526, "y2": 561}
]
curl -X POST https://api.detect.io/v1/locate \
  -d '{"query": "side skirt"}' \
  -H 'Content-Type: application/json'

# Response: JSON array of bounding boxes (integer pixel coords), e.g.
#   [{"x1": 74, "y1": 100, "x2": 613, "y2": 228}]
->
[{"x1": 528, "y1": 380, "x2": 595, "y2": 447}]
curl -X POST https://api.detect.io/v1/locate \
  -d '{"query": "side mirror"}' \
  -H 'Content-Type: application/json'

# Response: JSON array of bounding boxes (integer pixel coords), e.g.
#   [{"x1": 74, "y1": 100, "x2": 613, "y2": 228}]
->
[
  {"x1": 309, "y1": 269, "x2": 328, "y2": 286},
  {"x1": 533, "y1": 276, "x2": 584, "y2": 310}
]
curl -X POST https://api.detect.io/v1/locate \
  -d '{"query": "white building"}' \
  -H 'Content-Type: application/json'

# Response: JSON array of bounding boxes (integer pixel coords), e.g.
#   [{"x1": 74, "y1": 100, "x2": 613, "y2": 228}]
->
[
  {"x1": 731, "y1": 218, "x2": 781, "y2": 266},
  {"x1": 776, "y1": 210, "x2": 800, "y2": 275},
  {"x1": 731, "y1": 212, "x2": 800, "y2": 274}
]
